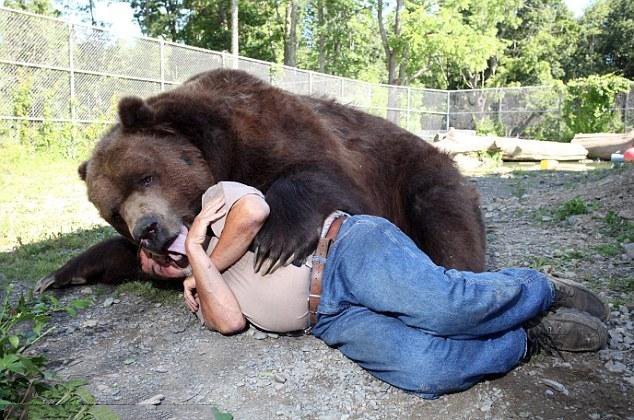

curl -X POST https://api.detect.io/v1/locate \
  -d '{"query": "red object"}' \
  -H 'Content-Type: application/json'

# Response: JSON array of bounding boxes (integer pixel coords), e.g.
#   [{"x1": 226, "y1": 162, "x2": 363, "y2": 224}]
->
[{"x1": 625, "y1": 147, "x2": 634, "y2": 161}]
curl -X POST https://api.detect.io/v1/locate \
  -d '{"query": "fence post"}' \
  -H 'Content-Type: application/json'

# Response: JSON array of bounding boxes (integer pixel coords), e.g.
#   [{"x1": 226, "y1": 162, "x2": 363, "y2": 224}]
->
[
  {"x1": 221, "y1": 51, "x2": 226, "y2": 68},
  {"x1": 68, "y1": 23, "x2": 76, "y2": 123},
  {"x1": 445, "y1": 90, "x2": 450, "y2": 132},
  {"x1": 159, "y1": 39, "x2": 165, "y2": 91},
  {"x1": 625, "y1": 88, "x2": 630, "y2": 133},
  {"x1": 340, "y1": 78, "x2": 344, "y2": 99},
  {"x1": 406, "y1": 86, "x2": 411, "y2": 131},
  {"x1": 308, "y1": 70, "x2": 313, "y2": 95}
]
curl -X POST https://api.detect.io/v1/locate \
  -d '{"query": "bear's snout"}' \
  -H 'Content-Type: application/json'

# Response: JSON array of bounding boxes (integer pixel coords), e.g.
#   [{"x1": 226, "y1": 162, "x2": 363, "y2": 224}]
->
[{"x1": 133, "y1": 215, "x2": 172, "y2": 252}]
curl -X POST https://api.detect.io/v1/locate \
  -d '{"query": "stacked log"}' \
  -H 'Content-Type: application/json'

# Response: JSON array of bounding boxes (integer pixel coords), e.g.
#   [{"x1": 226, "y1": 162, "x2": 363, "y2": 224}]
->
[
  {"x1": 433, "y1": 128, "x2": 588, "y2": 161},
  {"x1": 571, "y1": 132, "x2": 634, "y2": 160}
]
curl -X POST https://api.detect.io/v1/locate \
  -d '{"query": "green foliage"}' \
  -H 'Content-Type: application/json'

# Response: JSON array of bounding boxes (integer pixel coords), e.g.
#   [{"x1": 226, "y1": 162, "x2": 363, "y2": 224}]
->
[
  {"x1": 115, "y1": 280, "x2": 182, "y2": 305},
  {"x1": 0, "y1": 286, "x2": 105, "y2": 419},
  {"x1": 561, "y1": 74, "x2": 632, "y2": 138},
  {"x1": 602, "y1": 211, "x2": 634, "y2": 243},
  {"x1": 553, "y1": 197, "x2": 589, "y2": 221},
  {"x1": 474, "y1": 116, "x2": 504, "y2": 136},
  {"x1": 593, "y1": 243, "x2": 621, "y2": 257}
]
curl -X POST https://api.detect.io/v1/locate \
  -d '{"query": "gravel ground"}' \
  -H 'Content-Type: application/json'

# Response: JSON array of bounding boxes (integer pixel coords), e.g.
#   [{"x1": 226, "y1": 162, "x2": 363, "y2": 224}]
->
[{"x1": 24, "y1": 166, "x2": 634, "y2": 419}]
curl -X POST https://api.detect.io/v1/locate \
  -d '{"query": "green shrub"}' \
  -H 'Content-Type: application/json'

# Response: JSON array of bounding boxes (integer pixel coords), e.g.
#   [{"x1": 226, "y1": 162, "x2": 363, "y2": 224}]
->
[
  {"x1": 554, "y1": 197, "x2": 589, "y2": 221},
  {"x1": 561, "y1": 74, "x2": 632, "y2": 140}
]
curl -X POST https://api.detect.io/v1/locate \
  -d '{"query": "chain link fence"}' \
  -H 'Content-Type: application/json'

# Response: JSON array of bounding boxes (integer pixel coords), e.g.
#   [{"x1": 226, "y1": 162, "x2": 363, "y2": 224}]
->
[{"x1": 1, "y1": 6, "x2": 632, "y2": 150}]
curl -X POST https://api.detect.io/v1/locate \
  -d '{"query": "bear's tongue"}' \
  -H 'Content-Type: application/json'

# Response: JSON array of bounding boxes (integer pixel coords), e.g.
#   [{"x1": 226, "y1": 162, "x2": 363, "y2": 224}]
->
[{"x1": 167, "y1": 225, "x2": 188, "y2": 260}]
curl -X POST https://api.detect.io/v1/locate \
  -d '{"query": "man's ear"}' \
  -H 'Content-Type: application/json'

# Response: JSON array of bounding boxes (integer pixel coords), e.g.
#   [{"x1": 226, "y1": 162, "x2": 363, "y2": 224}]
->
[
  {"x1": 118, "y1": 96, "x2": 154, "y2": 128},
  {"x1": 78, "y1": 160, "x2": 89, "y2": 181}
]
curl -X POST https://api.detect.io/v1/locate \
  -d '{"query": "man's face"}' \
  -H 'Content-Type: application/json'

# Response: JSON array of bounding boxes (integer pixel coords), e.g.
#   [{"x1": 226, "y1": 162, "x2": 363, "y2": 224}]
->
[{"x1": 139, "y1": 249, "x2": 190, "y2": 279}]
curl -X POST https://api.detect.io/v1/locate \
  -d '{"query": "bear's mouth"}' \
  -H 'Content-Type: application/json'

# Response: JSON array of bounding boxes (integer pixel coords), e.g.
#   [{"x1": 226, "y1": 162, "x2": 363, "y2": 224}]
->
[{"x1": 145, "y1": 225, "x2": 190, "y2": 269}]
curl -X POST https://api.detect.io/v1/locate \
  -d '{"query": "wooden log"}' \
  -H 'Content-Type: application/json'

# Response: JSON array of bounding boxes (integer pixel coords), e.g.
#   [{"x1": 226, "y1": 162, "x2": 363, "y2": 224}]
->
[
  {"x1": 491, "y1": 138, "x2": 588, "y2": 161},
  {"x1": 571, "y1": 132, "x2": 634, "y2": 160}
]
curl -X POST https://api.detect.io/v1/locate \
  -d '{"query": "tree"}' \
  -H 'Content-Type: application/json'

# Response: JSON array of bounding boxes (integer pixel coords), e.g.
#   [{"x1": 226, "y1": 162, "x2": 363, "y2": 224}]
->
[
  {"x1": 494, "y1": 0, "x2": 579, "y2": 86},
  {"x1": 3, "y1": 0, "x2": 59, "y2": 15},
  {"x1": 303, "y1": 0, "x2": 384, "y2": 80},
  {"x1": 400, "y1": 0, "x2": 521, "y2": 89},
  {"x1": 600, "y1": 0, "x2": 634, "y2": 79}
]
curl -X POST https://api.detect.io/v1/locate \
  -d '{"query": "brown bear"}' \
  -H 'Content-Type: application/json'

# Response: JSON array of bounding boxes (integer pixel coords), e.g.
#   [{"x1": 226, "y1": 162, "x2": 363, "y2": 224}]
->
[{"x1": 37, "y1": 69, "x2": 485, "y2": 291}]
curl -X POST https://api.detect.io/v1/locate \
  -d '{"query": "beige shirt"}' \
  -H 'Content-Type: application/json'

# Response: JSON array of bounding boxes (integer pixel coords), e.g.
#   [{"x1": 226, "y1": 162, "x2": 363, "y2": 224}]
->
[{"x1": 202, "y1": 181, "x2": 311, "y2": 332}]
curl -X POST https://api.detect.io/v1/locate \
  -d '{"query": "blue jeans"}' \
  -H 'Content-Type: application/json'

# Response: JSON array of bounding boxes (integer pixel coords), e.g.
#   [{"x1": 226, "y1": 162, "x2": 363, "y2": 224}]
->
[{"x1": 311, "y1": 215, "x2": 554, "y2": 399}]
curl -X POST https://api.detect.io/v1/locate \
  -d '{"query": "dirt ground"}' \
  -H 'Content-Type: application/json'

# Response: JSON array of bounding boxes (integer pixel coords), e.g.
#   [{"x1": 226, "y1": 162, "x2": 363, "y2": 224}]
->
[{"x1": 26, "y1": 165, "x2": 634, "y2": 419}]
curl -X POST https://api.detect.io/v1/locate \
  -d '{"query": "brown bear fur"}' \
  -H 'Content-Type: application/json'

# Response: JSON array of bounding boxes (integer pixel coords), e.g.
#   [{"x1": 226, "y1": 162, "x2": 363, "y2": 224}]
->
[{"x1": 41, "y1": 69, "x2": 485, "y2": 289}]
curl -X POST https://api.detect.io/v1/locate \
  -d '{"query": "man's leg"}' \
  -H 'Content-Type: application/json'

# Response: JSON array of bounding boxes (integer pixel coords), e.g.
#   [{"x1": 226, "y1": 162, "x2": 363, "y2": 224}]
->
[
  {"x1": 321, "y1": 216, "x2": 555, "y2": 338},
  {"x1": 312, "y1": 306, "x2": 526, "y2": 399}
]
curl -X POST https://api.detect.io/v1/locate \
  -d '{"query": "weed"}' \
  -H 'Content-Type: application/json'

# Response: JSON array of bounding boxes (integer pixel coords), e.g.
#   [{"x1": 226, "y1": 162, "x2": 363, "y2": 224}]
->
[
  {"x1": 116, "y1": 280, "x2": 182, "y2": 305},
  {"x1": 0, "y1": 286, "x2": 119, "y2": 419},
  {"x1": 607, "y1": 276, "x2": 634, "y2": 293},
  {"x1": 603, "y1": 211, "x2": 634, "y2": 243},
  {"x1": 592, "y1": 243, "x2": 622, "y2": 258},
  {"x1": 553, "y1": 197, "x2": 589, "y2": 221},
  {"x1": 512, "y1": 180, "x2": 527, "y2": 201}
]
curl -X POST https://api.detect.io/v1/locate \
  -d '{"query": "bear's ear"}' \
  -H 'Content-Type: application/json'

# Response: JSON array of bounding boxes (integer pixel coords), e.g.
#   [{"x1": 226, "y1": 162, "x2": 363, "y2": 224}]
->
[
  {"x1": 118, "y1": 96, "x2": 154, "y2": 128},
  {"x1": 78, "y1": 160, "x2": 89, "y2": 181}
]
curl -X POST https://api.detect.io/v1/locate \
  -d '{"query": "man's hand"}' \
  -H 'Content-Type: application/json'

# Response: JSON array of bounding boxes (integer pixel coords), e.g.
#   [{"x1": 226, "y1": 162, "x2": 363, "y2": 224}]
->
[
  {"x1": 186, "y1": 194, "x2": 226, "y2": 250},
  {"x1": 183, "y1": 276, "x2": 199, "y2": 312}
]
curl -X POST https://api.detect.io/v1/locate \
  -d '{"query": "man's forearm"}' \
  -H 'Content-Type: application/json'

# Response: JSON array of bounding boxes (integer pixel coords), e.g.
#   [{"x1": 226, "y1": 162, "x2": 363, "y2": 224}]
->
[
  {"x1": 210, "y1": 195, "x2": 268, "y2": 271},
  {"x1": 188, "y1": 243, "x2": 245, "y2": 334}
]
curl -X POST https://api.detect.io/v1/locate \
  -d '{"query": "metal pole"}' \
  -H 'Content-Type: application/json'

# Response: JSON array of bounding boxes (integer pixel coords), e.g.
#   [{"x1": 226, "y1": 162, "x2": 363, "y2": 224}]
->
[
  {"x1": 625, "y1": 89, "x2": 630, "y2": 133},
  {"x1": 340, "y1": 78, "x2": 344, "y2": 98},
  {"x1": 159, "y1": 39, "x2": 165, "y2": 91},
  {"x1": 308, "y1": 70, "x2": 313, "y2": 95},
  {"x1": 221, "y1": 51, "x2": 226, "y2": 68},
  {"x1": 407, "y1": 87, "x2": 411, "y2": 131},
  {"x1": 68, "y1": 23, "x2": 76, "y2": 123}
]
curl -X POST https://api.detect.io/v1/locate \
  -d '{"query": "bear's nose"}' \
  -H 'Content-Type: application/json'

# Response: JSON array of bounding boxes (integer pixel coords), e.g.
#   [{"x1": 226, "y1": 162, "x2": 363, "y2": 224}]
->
[{"x1": 133, "y1": 216, "x2": 161, "y2": 244}]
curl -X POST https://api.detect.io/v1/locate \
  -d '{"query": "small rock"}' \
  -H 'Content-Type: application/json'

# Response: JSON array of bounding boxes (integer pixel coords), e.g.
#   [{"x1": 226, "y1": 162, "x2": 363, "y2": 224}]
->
[
  {"x1": 154, "y1": 366, "x2": 168, "y2": 373},
  {"x1": 545, "y1": 389, "x2": 554, "y2": 396},
  {"x1": 253, "y1": 331, "x2": 268, "y2": 340},
  {"x1": 113, "y1": 299, "x2": 121, "y2": 304},
  {"x1": 138, "y1": 394, "x2": 165, "y2": 405},
  {"x1": 541, "y1": 379, "x2": 569, "y2": 396},
  {"x1": 82, "y1": 320, "x2": 98, "y2": 328},
  {"x1": 80, "y1": 287, "x2": 93, "y2": 295},
  {"x1": 624, "y1": 377, "x2": 634, "y2": 387},
  {"x1": 618, "y1": 209, "x2": 634, "y2": 220},
  {"x1": 103, "y1": 297, "x2": 114, "y2": 307},
  {"x1": 605, "y1": 360, "x2": 627, "y2": 373},
  {"x1": 622, "y1": 243, "x2": 634, "y2": 259},
  {"x1": 541, "y1": 216, "x2": 552, "y2": 222},
  {"x1": 273, "y1": 374, "x2": 287, "y2": 384}
]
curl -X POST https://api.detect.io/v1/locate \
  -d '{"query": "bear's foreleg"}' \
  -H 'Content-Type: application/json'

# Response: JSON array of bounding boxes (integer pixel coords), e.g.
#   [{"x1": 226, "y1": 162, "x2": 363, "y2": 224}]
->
[
  {"x1": 253, "y1": 167, "x2": 366, "y2": 274},
  {"x1": 35, "y1": 236, "x2": 143, "y2": 293}
]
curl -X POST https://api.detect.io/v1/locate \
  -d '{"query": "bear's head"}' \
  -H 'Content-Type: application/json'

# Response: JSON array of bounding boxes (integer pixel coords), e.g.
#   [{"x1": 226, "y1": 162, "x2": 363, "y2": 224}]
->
[{"x1": 79, "y1": 96, "x2": 215, "y2": 264}]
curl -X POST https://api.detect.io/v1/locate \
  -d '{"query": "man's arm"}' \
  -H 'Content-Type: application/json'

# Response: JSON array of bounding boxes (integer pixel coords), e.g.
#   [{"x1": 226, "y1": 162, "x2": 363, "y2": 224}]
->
[
  {"x1": 209, "y1": 194, "x2": 270, "y2": 271},
  {"x1": 185, "y1": 191, "x2": 269, "y2": 334}
]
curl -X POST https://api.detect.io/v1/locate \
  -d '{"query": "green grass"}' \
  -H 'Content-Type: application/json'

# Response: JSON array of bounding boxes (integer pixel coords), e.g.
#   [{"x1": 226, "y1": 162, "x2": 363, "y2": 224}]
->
[
  {"x1": 603, "y1": 211, "x2": 634, "y2": 243},
  {"x1": 592, "y1": 243, "x2": 622, "y2": 257},
  {"x1": 0, "y1": 144, "x2": 108, "y2": 287},
  {"x1": 116, "y1": 280, "x2": 183, "y2": 304},
  {"x1": 553, "y1": 197, "x2": 589, "y2": 221}
]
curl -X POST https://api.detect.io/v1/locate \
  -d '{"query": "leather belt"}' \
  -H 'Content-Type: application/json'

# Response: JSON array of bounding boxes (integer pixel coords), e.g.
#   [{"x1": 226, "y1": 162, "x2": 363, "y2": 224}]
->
[{"x1": 308, "y1": 215, "x2": 348, "y2": 326}]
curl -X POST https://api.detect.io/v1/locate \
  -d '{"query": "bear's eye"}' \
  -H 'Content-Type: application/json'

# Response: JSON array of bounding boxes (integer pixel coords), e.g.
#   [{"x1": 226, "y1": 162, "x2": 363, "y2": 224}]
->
[
  {"x1": 111, "y1": 210, "x2": 122, "y2": 222},
  {"x1": 140, "y1": 175, "x2": 154, "y2": 188}
]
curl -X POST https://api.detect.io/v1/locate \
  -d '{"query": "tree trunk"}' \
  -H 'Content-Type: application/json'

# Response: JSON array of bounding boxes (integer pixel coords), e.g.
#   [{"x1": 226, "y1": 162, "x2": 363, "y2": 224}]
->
[
  {"x1": 284, "y1": 0, "x2": 298, "y2": 67},
  {"x1": 317, "y1": 0, "x2": 326, "y2": 73},
  {"x1": 377, "y1": 0, "x2": 404, "y2": 123},
  {"x1": 231, "y1": 0, "x2": 239, "y2": 65}
]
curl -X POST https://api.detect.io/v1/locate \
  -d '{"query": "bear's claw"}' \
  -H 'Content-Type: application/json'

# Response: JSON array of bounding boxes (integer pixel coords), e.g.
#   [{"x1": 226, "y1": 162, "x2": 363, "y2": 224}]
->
[{"x1": 35, "y1": 274, "x2": 56, "y2": 294}]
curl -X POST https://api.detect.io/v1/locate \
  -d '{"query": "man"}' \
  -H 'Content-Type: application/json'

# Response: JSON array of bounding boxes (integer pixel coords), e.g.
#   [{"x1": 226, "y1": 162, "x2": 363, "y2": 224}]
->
[{"x1": 140, "y1": 181, "x2": 609, "y2": 399}]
